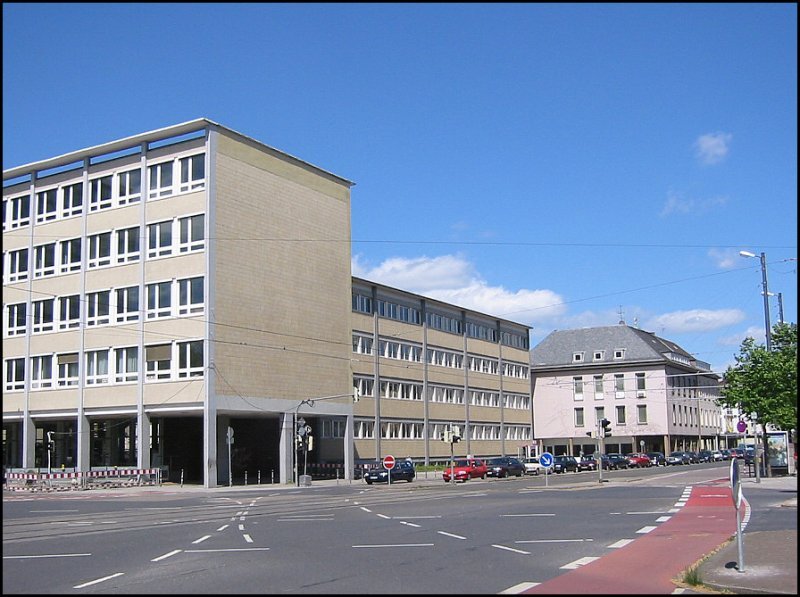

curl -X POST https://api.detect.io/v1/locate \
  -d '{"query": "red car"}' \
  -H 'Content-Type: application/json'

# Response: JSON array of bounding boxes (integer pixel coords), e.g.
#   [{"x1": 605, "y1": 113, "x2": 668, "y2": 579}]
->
[
  {"x1": 626, "y1": 453, "x2": 652, "y2": 468},
  {"x1": 442, "y1": 458, "x2": 488, "y2": 482}
]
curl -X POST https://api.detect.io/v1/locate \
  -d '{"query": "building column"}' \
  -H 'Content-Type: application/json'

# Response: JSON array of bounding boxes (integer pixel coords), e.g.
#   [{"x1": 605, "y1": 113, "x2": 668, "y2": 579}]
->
[
  {"x1": 279, "y1": 412, "x2": 294, "y2": 485},
  {"x1": 137, "y1": 411, "x2": 151, "y2": 470},
  {"x1": 76, "y1": 414, "x2": 91, "y2": 470},
  {"x1": 21, "y1": 416, "x2": 36, "y2": 469},
  {"x1": 344, "y1": 413, "x2": 354, "y2": 481}
]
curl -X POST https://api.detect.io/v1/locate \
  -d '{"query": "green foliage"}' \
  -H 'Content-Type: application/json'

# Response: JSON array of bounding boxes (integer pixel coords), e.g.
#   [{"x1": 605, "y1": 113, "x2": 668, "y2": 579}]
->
[
  {"x1": 719, "y1": 322, "x2": 797, "y2": 431},
  {"x1": 683, "y1": 565, "x2": 702, "y2": 586}
]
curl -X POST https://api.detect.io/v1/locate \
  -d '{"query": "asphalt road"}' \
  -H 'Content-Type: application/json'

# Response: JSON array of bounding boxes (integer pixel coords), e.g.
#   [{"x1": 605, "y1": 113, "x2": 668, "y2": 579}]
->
[{"x1": 3, "y1": 462, "x2": 790, "y2": 594}]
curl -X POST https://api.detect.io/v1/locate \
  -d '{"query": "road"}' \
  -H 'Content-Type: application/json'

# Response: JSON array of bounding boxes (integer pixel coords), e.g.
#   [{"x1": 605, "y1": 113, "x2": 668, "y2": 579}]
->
[{"x1": 2, "y1": 462, "x2": 788, "y2": 594}]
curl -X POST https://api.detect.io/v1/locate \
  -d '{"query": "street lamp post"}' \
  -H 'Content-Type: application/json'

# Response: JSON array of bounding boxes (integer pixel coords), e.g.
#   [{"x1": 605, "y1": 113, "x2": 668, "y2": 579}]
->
[{"x1": 739, "y1": 251, "x2": 772, "y2": 350}]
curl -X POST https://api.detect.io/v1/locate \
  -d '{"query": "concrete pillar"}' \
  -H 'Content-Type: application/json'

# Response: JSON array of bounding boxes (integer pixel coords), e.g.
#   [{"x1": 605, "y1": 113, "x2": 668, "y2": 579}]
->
[
  {"x1": 137, "y1": 411, "x2": 151, "y2": 469},
  {"x1": 77, "y1": 414, "x2": 91, "y2": 470},
  {"x1": 279, "y1": 413, "x2": 294, "y2": 484}
]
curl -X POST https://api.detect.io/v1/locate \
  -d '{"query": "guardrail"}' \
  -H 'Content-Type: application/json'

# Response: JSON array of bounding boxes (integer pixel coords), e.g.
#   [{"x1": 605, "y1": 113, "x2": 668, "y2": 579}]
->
[{"x1": 4, "y1": 468, "x2": 162, "y2": 492}]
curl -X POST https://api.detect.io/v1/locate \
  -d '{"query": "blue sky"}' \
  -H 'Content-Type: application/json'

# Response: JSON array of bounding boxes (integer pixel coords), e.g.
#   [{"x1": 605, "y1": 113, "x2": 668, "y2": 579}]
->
[{"x1": 3, "y1": 3, "x2": 797, "y2": 375}]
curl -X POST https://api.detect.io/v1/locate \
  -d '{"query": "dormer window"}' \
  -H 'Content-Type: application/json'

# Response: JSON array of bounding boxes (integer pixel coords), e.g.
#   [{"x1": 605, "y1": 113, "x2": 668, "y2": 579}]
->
[
  {"x1": 573, "y1": 352, "x2": 585, "y2": 363},
  {"x1": 614, "y1": 349, "x2": 625, "y2": 360},
  {"x1": 593, "y1": 351, "x2": 604, "y2": 361}
]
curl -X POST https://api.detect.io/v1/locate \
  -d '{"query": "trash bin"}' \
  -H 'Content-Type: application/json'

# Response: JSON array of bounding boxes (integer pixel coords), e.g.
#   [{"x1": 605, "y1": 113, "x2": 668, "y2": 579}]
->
[{"x1": 299, "y1": 475, "x2": 312, "y2": 487}]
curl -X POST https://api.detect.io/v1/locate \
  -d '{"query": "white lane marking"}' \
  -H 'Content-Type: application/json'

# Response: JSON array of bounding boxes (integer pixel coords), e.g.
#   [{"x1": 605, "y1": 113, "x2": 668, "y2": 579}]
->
[
  {"x1": 239, "y1": 524, "x2": 245, "y2": 531},
  {"x1": 400, "y1": 521, "x2": 421, "y2": 528},
  {"x1": 360, "y1": 507, "x2": 372, "y2": 513},
  {"x1": 607, "y1": 539, "x2": 634, "y2": 548},
  {"x1": 235, "y1": 511, "x2": 242, "y2": 516},
  {"x1": 277, "y1": 517, "x2": 334, "y2": 522},
  {"x1": 242, "y1": 511, "x2": 249, "y2": 516},
  {"x1": 353, "y1": 543, "x2": 434, "y2": 548},
  {"x1": 73, "y1": 572, "x2": 124, "y2": 589},
  {"x1": 437, "y1": 531, "x2": 466, "y2": 540},
  {"x1": 4, "y1": 553, "x2": 90, "y2": 559},
  {"x1": 627, "y1": 511, "x2": 669, "y2": 515},
  {"x1": 376, "y1": 514, "x2": 390, "y2": 519},
  {"x1": 243, "y1": 534, "x2": 253, "y2": 543},
  {"x1": 701, "y1": 494, "x2": 727, "y2": 498},
  {"x1": 501, "y1": 513, "x2": 555, "y2": 517},
  {"x1": 239, "y1": 516, "x2": 246, "y2": 521},
  {"x1": 492, "y1": 544, "x2": 530, "y2": 555},
  {"x1": 636, "y1": 526, "x2": 657, "y2": 534},
  {"x1": 500, "y1": 582, "x2": 541, "y2": 593},
  {"x1": 515, "y1": 539, "x2": 593, "y2": 544},
  {"x1": 131, "y1": 507, "x2": 182, "y2": 510},
  {"x1": 192, "y1": 535, "x2": 211, "y2": 544},
  {"x1": 151, "y1": 550, "x2": 182, "y2": 562},
  {"x1": 656, "y1": 516, "x2": 672, "y2": 523},
  {"x1": 668, "y1": 508, "x2": 681, "y2": 513},
  {"x1": 391, "y1": 516, "x2": 442, "y2": 519},
  {"x1": 217, "y1": 525, "x2": 229, "y2": 532},
  {"x1": 185, "y1": 548, "x2": 270, "y2": 553},
  {"x1": 30, "y1": 509, "x2": 80, "y2": 513},
  {"x1": 561, "y1": 556, "x2": 600, "y2": 569}
]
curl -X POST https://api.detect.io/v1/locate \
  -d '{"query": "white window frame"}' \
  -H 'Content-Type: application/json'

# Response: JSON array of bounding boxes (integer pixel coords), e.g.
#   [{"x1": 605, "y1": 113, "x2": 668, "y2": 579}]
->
[
  {"x1": 147, "y1": 281, "x2": 172, "y2": 319},
  {"x1": 177, "y1": 340, "x2": 204, "y2": 378},
  {"x1": 115, "y1": 285, "x2": 140, "y2": 323},
  {"x1": 147, "y1": 220, "x2": 173, "y2": 258},
  {"x1": 573, "y1": 376, "x2": 584, "y2": 401},
  {"x1": 148, "y1": 161, "x2": 174, "y2": 199},
  {"x1": 178, "y1": 277, "x2": 203, "y2": 315},
  {"x1": 36, "y1": 188, "x2": 58, "y2": 223},
  {"x1": 5, "y1": 357, "x2": 26, "y2": 391},
  {"x1": 145, "y1": 344, "x2": 172, "y2": 381},
  {"x1": 115, "y1": 346, "x2": 139, "y2": 383},
  {"x1": 637, "y1": 404, "x2": 648, "y2": 424},
  {"x1": 178, "y1": 214, "x2": 204, "y2": 253},
  {"x1": 59, "y1": 238, "x2": 82, "y2": 274},
  {"x1": 116, "y1": 226, "x2": 141, "y2": 263},
  {"x1": 86, "y1": 290, "x2": 111, "y2": 327},
  {"x1": 85, "y1": 349, "x2": 110, "y2": 385},
  {"x1": 594, "y1": 374, "x2": 604, "y2": 399},
  {"x1": 575, "y1": 407, "x2": 585, "y2": 427},
  {"x1": 179, "y1": 154, "x2": 205, "y2": 192},
  {"x1": 615, "y1": 373, "x2": 625, "y2": 397},
  {"x1": 6, "y1": 302, "x2": 27, "y2": 336},
  {"x1": 89, "y1": 175, "x2": 113, "y2": 211},
  {"x1": 7, "y1": 249, "x2": 29, "y2": 283},
  {"x1": 5, "y1": 194, "x2": 31, "y2": 229},
  {"x1": 33, "y1": 243, "x2": 56, "y2": 278},
  {"x1": 87, "y1": 232, "x2": 112, "y2": 269},
  {"x1": 31, "y1": 299, "x2": 55, "y2": 334},
  {"x1": 59, "y1": 294, "x2": 81, "y2": 329},
  {"x1": 616, "y1": 405, "x2": 626, "y2": 425},
  {"x1": 117, "y1": 168, "x2": 142, "y2": 206},
  {"x1": 30, "y1": 354, "x2": 53, "y2": 389},
  {"x1": 57, "y1": 353, "x2": 79, "y2": 387},
  {"x1": 62, "y1": 182, "x2": 83, "y2": 218}
]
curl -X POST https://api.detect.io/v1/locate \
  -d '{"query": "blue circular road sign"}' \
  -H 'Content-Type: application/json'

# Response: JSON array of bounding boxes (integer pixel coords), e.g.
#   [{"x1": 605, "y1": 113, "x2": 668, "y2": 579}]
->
[{"x1": 539, "y1": 452, "x2": 554, "y2": 468}]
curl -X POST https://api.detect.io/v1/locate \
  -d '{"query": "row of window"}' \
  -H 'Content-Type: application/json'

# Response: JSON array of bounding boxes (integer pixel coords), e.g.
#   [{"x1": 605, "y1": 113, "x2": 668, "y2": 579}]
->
[
  {"x1": 4, "y1": 340, "x2": 204, "y2": 391},
  {"x1": 4, "y1": 276, "x2": 204, "y2": 337},
  {"x1": 573, "y1": 348, "x2": 626, "y2": 362},
  {"x1": 352, "y1": 292, "x2": 529, "y2": 349},
  {"x1": 3, "y1": 214, "x2": 204, "y2": 284},
  {"x1": 353, "y1": 376, "x2": 531, "y2": 409},
  {"x1": 574, "y1": 405, "x2": 648, "y2": 427},
  {"x1": 573, "y1": 372, "x2": 647, "y2": 399},
  {"x1": 353, "y1": 333, "x2": 530, "y2": 379},
  {"x1": 2, "y1": 154, "x2": 205, "y2": 231},
  {"x1": 353, "y1": 420, "x2": 532, "y2": 441}
]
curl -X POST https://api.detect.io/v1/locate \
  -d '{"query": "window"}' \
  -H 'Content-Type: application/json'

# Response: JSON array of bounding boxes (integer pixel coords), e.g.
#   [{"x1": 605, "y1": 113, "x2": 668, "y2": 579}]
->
[
  {"x1": 30, "y1": 355, "x2": 53, "y2": 389},
  {"x1": 6, "y1": 302, "x2": 27, "y2": 336},
  {"x1": 117, "y1": 226, "x2": 140, "y2": 263},
  {"x1": 115, "y1": 347, "x2": 139, "y2": 382},
  {"x1": 575, "y1": 407, "x2": 584, "y2": 427},
  {"x1": 147, "y1": 281, "x2": 172, "y2": 319},
  {"x1": 5, "y1": 358, "x2": 25, "y2": 391},
  {"x1": 33, "y1": 243, "x2": 56, "y2": 278},
  {"x1": 178, "y1": 277, "x2": 203, "y2": 315},
  {"x1": 59, "y1": 294, "x2": 81, "y2": 329},
  {"x1": 595, "y1": 406, "x2": 605, "y2": 423},
  {"x1": 352, "y1": 333, "x2": 374, "y2": 355},
  {"x1": 147, "y1": 220, "x2": 173, "y2": 258},
  {"x1": 115, "y1": 286, "x2": 140, "y2": 323},
  {"x1": 36, "y1": 189, "x2": 58, "y2": 223},
  {"x1": 89, "y1": 175, "x2": 113, "y2": 211},
  {"x1": 178, "y1": 214, "x2": 204, "y2": 252},
  {"x1": 573, "y1": 352, "x2": 584, "y2": 362},
  {"x1": 145, "y1": 344, "x2": 172, "y2": 380},
  {"x1": 57, "y1": 353, "x2": 79, "y2": 387},
  {"x1": 322, "y1": 418, "x2": 346, "y2": 439},
  {"x1": 616, "y1": 405, "x2": 626, "y2": 425},
  {"x1": 352, "y1": 292, "x2": 372, "y2": 314},
  {"x1": 636, "y1": 372, "x2": 646, "y2": 396},
  {"x1": 7, "y1": 249, "x2": 29, "y2": 283},
  {"x1": 62, "y1": 182, "x2": 83, "y2": 218},
  {"x1": 86, "y1": 290, "x2": 111, "y2": 326},
  {"x1": 177, "y1": 340, "x2": 203, "y2": 378},
  {"x1": 31, "y1": 299, "x2": 55, "y2": 333},
  {"x1": 59, "y1": 238, "x2": 82, "y2": 273},
  {"x1": 614, "y1": 349, "x2": 625, "y2": 359},
  {"x1": 87, "y1": 232, "x2": 112, "y2": 268},
  {"x1": 594, "y1": 374, "x2": 604, "y2": 399},
  {"x1": 85, "y1": 350, "x2": 109, "y2": 385},
  {"x1": 573, "y1": 376, "x2": 584, "y2": 400},
  {"x1": 148, "y1": 161, "x2": 174, "y2": 199},
  {"x1": 179, "y1": 154, "x2": 205, "y2": 192},
  {"x1": 5, "y1": 194, "x2": 31, "y2": 229},
  {"x1": 637, "y1": 404, "x2": 648, "y2": 424},
  {"x1": 593, "y1": 350, "x2": 604, "y2": 361},
  {"x1": 615, "y1": 373, "x2": 625, "y2": 397},
  {"x1": 118, "y1": 168, "x2": 141, "y2": 205}
]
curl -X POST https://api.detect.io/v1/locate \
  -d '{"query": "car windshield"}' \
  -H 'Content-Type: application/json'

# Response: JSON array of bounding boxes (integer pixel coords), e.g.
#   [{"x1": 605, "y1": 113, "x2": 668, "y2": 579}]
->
[
  {"x1": 670, "y1": 452, "x2": 683, "y2": 456},
  {"x1": 453, "y1": 460, "x2": 469, "y2": 467}
]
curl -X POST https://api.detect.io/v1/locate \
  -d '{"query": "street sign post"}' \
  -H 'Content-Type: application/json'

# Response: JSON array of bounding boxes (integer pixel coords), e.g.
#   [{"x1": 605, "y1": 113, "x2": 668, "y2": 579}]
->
[
  {"x1": 383, "y1": 455, "x2": 396, "y2": 485},
  {"x1": 730, "y1": 459, "x2": 745, "y2": 572},
  {"x1": 539, "y1": 452, "x2": 553, "y2": 487}
]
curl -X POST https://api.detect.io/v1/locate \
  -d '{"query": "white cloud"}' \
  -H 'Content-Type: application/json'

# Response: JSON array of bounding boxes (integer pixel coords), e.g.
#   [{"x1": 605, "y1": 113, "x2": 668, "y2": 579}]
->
[
  {"x1": 693, "y1": 132, "x2": 733, "y2": 165},
  {"x1": 719, "y1": 326, "x2": 768, "y2": 347},
  {"x1": 352, "y1": 253, "x2": 566, "y2": 325},
  {"x1": 660, "y1": 190, "x2": 729, "y2": 218},
  {"x1": 645, "y1": 308, "x2": 746, "y2": 334},
  {"x1": 708, "y1": 247, "x2": 740, "y2": 269}
]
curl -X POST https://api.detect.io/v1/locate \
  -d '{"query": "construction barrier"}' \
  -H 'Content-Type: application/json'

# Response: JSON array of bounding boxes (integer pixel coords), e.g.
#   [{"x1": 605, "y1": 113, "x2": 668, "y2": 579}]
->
[{"x1": 4, "y1": 468, "x2": 161, "y2": 492}]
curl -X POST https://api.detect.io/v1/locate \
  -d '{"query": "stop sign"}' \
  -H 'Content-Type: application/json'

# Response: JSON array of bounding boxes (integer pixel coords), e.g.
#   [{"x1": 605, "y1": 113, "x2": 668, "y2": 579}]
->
[{"x1": 383, "y1": 455, "x2": 396, "y2": 470}]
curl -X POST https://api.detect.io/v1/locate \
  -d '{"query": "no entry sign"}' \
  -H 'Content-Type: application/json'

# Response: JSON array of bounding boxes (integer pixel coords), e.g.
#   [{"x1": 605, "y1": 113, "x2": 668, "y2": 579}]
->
[{"x1": 383, "y1": 455, "x2": 396, "y2": 470}]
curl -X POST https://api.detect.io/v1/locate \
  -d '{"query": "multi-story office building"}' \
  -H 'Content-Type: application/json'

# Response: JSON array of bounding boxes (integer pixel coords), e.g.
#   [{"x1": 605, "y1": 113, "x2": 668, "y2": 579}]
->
[
  {"x1": 351, "y1": 277, "x2": 532, "y2": 465},
  {"x1": 3, "y1": 119, "x2": 533, "y2": 486},
  {"x1": 3, "y1": 119, "x2": 355, "y2": 487},
  {"x1": 530, "y1": 323, "x2": 723, "y2": 457}
]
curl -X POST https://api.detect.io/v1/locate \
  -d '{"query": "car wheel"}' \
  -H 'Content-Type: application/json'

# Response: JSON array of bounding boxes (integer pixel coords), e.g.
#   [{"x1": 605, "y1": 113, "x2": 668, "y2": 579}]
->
[{"x1": 365, "y1": 479, "x2": 372, "y2": 485}]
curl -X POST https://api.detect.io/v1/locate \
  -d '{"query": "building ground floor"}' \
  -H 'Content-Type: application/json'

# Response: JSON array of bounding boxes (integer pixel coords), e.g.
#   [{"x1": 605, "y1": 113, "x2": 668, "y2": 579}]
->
[{"x1": 534, "y1": 432, "x2": 738, "y2": 459}]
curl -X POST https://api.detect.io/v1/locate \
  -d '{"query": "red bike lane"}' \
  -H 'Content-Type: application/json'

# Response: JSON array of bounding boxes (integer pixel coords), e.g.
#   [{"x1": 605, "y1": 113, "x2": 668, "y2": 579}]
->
[{"x1": 525, "y1": 482, "x2": 742, "y2": 594}]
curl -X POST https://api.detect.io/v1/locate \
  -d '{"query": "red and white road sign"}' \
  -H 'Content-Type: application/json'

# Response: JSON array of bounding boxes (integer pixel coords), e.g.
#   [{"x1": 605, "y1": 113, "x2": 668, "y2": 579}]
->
[{"x1": 383, "y1": 455, "x2": 396, "y2": 470}]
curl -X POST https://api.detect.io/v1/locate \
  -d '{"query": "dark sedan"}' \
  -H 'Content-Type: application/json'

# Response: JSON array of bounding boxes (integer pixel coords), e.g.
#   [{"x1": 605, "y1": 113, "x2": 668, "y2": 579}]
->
[
  {"x1": 363, "y1": 460, "x2": 415, "y2": 484},
  {"x1": 606, "y1": 453, "x2": 630, "y2": 469},
  {"x1": 577, "y1": 456, "x2": 597, "y2": 471},
  {"x1": 647, "y1": 452, "x2": 667, "y2": 466},
  {"x1": 486, "y1": 456, "x2": 525, "y2": 478},
  {"x1": 552, "y1": 455, "x2": 579, "y2": 473}
]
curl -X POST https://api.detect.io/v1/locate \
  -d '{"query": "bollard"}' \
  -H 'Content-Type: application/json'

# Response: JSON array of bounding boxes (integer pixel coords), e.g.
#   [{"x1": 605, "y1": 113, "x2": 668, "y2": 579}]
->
[
  {"x1": 271, "y1": 469, "x2": 274, "y2": 485},
  {"x1": 245, "y1": 470, "x2": 248, "y2": 486},
  {"x1": 258, "y1": 470, "x2": 261, "y2": 485},
  {"x1": 180, "y1": 469, "x2": 184, "y2": 487},
  {"x1": 336, "y1": 467, "x2": 339, "y2": 485}
]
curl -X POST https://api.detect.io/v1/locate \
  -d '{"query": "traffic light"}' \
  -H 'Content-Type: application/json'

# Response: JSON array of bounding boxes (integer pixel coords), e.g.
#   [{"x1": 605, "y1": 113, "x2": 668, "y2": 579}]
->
[
  {"x1": 601, "y1": 418, "x2": 612, "y2": 437},
  {"x1": 452, "y1": 426, "x2": 461, "y2": 443},
  {"x1": 307, "y1": 436, "x2": 314, "y2": 451}
]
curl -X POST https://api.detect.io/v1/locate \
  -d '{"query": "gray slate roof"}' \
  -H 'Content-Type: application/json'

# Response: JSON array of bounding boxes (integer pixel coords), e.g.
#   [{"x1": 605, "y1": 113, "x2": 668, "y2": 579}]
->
[{"x1": 530, "y1": 324, "x2": 698, "y2": 369}]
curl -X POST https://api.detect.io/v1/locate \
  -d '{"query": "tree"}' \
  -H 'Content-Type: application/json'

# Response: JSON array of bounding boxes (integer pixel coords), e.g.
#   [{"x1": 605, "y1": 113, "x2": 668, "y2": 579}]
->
[{"x1": 719, "y1": 322, "x2": 797, "y2": 477}]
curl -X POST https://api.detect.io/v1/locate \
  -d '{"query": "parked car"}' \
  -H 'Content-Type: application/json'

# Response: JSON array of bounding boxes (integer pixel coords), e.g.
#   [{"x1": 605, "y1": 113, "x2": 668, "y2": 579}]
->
[
  {"x1": 719, "y1": 449, "x2": 733, "y2": 460},
  {"x1": 577, "y1": 455, "x2": 597, "y2": 471},
  {"x1": 364, "y1": 460, "x2": 415, "y2": 484},
  {"x1": 593, "y1": 453, "x2": 613, "y2": 470},
  {"x1": 442, "y1": 458, "x2": 488, "y2": 482},
  {"x1": 685, "y1": 451, "x2": 700, "y2": 464},
  {"x1": 606, "y1": 453, "x2": 630, "y2": 469},
  {"x1": 552, "y1": 455, "x2": 579, "y2": 473},
  {"x1": 523, "y1": 457, "x2": 545, "y2": 476},
  {"x1": 626, "y1": 453, "x2": 652, "y2": 468},
  {"x1": 697, "y1": 450, "x2": 714, "y2": 463},
  {"x1": 711, "y1": 450, "x2": 724, "y2": 461},
  {"x1": 667, "y1": 451, "x2": 691, "y2": 465},
  {"x1": 485, "y1": 456, "x2": 525, "y2": 478},
  {"x1": 731, "y1": 448, "x2": 746, "y2": 459},
  {"x1": 647, "y1": 452, "x2": 667, "y2": 466}
]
